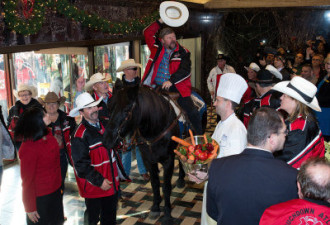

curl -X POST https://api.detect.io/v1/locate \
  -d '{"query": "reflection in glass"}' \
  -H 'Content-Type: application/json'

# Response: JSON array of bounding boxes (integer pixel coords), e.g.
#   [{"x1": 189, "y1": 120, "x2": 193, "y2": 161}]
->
[
  {"x1": 0, "y1": 54, "x2": 8, "y2": 120},
  {"x1": 12, "y1": 51, "x2": 89, "y2": 111},
  {"x1": 140, "y1": 44, "x2": 151, "y2": 76},
  {"x1": 94, "y1": 42, "x2": 130, "y2": 84}
]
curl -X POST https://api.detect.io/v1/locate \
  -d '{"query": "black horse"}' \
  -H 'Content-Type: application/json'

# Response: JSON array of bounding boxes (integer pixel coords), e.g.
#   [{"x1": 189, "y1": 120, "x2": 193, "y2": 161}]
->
[{"x1": 103, "y1": 82, "x2": 182, "y2": 224}]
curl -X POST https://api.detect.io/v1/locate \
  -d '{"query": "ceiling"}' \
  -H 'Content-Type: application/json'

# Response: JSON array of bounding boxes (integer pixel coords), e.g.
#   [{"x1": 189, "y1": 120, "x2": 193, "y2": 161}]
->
[{"x1": 180, "y1": 0, "x2": 330, "y2": 8}]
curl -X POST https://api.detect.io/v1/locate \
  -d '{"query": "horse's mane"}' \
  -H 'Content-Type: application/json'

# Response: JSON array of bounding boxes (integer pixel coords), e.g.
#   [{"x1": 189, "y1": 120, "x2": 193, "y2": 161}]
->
[
  {"x1": 137, "y1": 87, "x2": 175, "y2": 138},
  {"x1": 103, "y1": 83, "x2": 177, "y2": 149}
]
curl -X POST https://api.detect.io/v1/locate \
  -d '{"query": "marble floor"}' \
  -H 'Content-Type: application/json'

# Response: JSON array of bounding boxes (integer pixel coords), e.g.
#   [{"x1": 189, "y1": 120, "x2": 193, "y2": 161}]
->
[{"x1": 0, "y1": 106, "x2": 217, "y2": 225}]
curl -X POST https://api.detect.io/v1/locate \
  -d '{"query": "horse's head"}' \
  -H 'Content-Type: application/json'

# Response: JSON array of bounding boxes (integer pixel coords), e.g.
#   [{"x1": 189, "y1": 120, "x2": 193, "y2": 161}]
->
[{"x1": 102, "y1": 80, "x2": 139, "y2": 149}]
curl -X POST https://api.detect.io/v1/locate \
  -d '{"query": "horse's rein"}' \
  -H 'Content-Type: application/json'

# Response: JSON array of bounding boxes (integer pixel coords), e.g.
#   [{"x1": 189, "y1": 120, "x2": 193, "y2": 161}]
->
[
  {"x1": 134, "y1": 110, "x2": 182, "y2": 147},
  {"x1": 116, "y1": 96, "x2": 181, "y2": 153}
]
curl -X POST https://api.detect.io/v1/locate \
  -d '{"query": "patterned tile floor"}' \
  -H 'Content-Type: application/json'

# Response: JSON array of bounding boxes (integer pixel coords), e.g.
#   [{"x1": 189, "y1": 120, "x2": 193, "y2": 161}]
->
[{"x1": 0, "y1": 106, "x2": 217, "y2": 225}]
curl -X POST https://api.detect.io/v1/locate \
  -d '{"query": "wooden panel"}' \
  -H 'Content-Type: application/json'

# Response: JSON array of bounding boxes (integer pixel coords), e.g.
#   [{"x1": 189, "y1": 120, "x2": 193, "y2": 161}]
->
[{"x1": 181, "y1": 0, "x2": 330, "y2": 8}]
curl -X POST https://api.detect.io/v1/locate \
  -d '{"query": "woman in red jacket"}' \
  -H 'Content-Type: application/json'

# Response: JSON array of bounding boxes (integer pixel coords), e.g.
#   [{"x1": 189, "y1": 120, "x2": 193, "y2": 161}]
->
[
  {"x1": 15, "y1": 107, "x2": 63, "y2": 225},
  {"x1": 272, "y1": 76, "x2": 325, "y2": 169}
]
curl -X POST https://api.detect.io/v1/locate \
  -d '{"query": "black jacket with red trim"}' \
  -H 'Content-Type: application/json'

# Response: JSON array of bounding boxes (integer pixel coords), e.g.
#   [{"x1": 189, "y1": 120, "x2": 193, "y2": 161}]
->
[
  {"x1": 243, "y1": 89, "x2": 282, "y2": 127},
  {"x1": 274, "y1": 116, "x2": 325, "y2": 169},
  {"x1": 49, "y1": 109, "x2": 76, "y2": 163},
  {"x1": 141, "y1": 21, "x2": 192, "y2": 97},
  {"x1": 70, "y1": 118, "x2": 129, "y2": 198}
]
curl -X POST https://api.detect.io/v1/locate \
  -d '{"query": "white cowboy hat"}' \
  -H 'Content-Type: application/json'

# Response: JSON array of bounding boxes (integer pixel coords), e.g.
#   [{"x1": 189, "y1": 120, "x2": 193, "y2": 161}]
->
[
  {"x1": 85, "y1": 73, "x2": 111, "y2": 91},
  {"x1": 13, "y1": 83, "x2": 38, "y2": 99},
  {"x1": 272, "y1": 76, "x2": 321, "y2": 112},
  {"x1": 159, "y1": 1, "x2": 189, "y2": 27},
  {"x1": 266, "y1": 64, "x2": 283, "y2": 80},
  {"x1": 116, "y1": 59, "x2": 142, "y2": 72},
  {"x1": 217, "y1": 73, "x2": 248, "y2": 104},
  {"x1": 69, "y1": 92, "x2": 103, "y2": 117},
  {"x1": 244, "y1": 62, "x2": 260, "y2": 72}
]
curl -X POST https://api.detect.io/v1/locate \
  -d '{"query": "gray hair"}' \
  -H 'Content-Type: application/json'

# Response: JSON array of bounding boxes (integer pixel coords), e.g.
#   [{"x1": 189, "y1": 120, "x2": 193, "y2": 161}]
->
[{"x1": 159, "y1": 27, "x2": 175, "y2": 39}]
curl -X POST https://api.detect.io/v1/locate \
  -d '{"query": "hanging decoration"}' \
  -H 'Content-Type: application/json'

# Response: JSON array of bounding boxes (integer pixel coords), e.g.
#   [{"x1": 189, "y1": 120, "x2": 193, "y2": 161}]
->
[
  {"x1": 3, "y1": 0, "x2": 158, "y2": 36},
  {"x1": 3, "y1": 0, "x2": 46, "y2": 35},
  {"x1": 22, "y1": 0, "x2": 35, "y2": 19}
]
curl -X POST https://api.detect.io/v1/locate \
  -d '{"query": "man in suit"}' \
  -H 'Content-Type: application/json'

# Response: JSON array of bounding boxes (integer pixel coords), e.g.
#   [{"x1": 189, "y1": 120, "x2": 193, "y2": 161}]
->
[{"x1": 206, "y1": 107, "x2": 298, "y2": 225}]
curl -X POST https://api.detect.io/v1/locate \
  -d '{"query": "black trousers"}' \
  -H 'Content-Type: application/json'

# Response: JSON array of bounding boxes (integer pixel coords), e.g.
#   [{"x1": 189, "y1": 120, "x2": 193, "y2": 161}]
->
[
  {"x1": 27, "y1": 188, "x2": 64, "y2": 225},
  {"x1": 177, "y1": 95, "x2": 203, "y2": 135},
  {"x1": 168, "y1": 85, "x2": 203, "y2": 135},
  {"x1": 84, "y1": 193, "x2": 118, "y2": 225}
]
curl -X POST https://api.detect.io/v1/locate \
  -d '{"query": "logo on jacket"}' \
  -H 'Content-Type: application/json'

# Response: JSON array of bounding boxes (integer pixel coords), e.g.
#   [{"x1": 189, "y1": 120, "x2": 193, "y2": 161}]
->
[
  {"x1": 299, "y1": 216, "x2": 324, "y2": 225},
  {"x1": 173, "y1": 53, "x2": 180, "y2": 58}
]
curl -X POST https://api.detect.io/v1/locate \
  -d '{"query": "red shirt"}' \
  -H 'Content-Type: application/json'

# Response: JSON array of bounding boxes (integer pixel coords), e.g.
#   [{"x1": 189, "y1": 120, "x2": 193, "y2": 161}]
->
[{"x1": 19, "y1": 132, "x2": 62, "y2": 212}]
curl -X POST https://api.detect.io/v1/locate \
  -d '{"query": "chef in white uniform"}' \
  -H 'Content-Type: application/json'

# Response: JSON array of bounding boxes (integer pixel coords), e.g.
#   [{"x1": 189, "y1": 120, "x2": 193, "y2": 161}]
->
[
  {"x1": 212, "y1": 73, "x2": 248, "y2": 158},
  {"x1": 201, "y1": 73, "x2": 248, "y2": 225}
]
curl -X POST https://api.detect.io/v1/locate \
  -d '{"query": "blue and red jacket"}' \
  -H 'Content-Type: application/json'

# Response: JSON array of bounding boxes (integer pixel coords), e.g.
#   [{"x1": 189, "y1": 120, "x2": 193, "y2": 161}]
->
[
  {"x1": 69, "y1": 118, "x2": 129, "y2": 198},
  {"x1": 142, "y1": 21, "x2": 192, "y2": 97},
  {"x1": 275, "y1": 116, "x2": 325, "y2": 169}
]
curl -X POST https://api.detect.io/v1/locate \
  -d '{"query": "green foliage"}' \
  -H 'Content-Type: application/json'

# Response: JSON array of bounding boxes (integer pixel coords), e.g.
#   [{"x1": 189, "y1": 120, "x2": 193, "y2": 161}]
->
[{"x1": 3, "y1": 0, "x2": 158, "y2": 35}]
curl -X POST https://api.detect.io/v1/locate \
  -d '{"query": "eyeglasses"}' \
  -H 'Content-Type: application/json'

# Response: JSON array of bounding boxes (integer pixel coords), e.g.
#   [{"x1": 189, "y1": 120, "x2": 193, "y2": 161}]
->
[
  {"x1": 127, "y1": 67, "x2": 138, "y2": 71},
  {"x1": 19, "y1": 94, "x2": 31, "y2": 98}
]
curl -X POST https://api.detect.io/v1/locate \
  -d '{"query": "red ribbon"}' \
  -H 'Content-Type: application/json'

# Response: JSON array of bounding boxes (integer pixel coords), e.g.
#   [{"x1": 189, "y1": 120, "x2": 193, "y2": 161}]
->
[{"x1": 22, "y1": 0, "x2": 34, "y2": 19}]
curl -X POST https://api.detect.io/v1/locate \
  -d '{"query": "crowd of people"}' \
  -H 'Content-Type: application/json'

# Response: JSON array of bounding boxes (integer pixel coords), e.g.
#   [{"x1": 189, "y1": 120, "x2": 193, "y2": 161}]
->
[
  {"x1": 204, "y1": 36, "x2": 330, "y2": 224},
  {"x1": 0, "y1": 17, "x2": 329, "y2": 225}
]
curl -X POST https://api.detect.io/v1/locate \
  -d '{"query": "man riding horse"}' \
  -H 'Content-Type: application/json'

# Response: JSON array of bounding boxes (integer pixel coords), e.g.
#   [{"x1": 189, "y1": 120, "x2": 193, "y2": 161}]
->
[{"x1": 142, "y1": 18, "x2": 203, "y2": 135}]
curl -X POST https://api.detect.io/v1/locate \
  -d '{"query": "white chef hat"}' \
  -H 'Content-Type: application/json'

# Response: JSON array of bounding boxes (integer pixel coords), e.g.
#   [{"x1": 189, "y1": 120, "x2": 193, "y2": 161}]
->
[{"x1": 217, "y1": 73, "x2": 248, "y2": 104}]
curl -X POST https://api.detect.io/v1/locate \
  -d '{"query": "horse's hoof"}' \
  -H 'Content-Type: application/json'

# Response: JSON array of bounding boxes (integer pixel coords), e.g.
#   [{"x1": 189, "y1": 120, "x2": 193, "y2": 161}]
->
[
  {"x1": 149, "y1": 211, "x2": 161, "y2": 220},
  {"x1": 161, "y1": 216, "x2": 174, "y2": 225},
  {"x1": 176, "y1": 178, "x2": 185, "y2": 188}
]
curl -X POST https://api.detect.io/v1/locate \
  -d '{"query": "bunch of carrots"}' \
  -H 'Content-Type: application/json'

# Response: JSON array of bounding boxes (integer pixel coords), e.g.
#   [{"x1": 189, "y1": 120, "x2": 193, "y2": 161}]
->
[{"x1": 171, "y1": 129, "x2": 219, "y2": 164}]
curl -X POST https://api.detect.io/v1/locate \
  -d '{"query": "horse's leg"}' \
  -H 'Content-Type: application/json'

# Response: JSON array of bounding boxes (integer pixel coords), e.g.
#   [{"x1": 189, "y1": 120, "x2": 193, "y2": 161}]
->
[
  {"x1": 161, "y1": 154, "x2": 175, "y2": 224},
  {"x1": 147, "y1": 162, "x2": 162, "y2": 219},
  {"x1": 176, "y1": 160, "x2": 186, "y2": 188}
]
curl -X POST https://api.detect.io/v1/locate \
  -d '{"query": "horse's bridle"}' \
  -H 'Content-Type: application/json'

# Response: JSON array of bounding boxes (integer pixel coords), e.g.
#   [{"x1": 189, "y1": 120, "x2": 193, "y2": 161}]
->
[{"x1": 116, "y1": 100, "x2": 181, "y2": 153}]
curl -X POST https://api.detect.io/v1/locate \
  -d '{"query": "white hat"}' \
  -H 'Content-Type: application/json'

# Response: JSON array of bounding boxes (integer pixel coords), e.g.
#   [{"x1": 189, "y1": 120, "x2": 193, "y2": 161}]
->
[
  {"x1": 13, "y1": 83, "x2": 38, "y2": 99},
  {"x1": 266, "y1": 65, "x2": 282, "y2": 80},
  {"x1": 272, "y1": 76, "x2": 321, "y2": 112},
  {"x1": 116, "y1": 59, "x2": 142, "y2": 72},
  {"x1": 217, "y1": 73, "x2": 248, "y2": 104},
  {"x1": 159, "y1": 1, "x2": 189, "y2": 27},
  {"x1": 244, "y1": 62, "x2": 260, "y2": 72},
  {"x1": 85, "y1": 73, "x2": 111, "y2": 91},
  {"x1": 69, "y1": 92, "x2": 103, "y2": 117}
]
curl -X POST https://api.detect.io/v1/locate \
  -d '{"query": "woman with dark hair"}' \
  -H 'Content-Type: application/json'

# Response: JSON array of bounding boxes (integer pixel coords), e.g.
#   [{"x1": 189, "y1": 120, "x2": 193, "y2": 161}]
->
[
  {"x1": 38, "y1": 92, "x2": 76, "y2": 192},
  {"x1": 15, "y1": 107, "x2": 64, "y2": 225},
  {"x1": 272, "y1": 76, "x2": 325, "y2": 169},
  {"x1": 315, "y1": 57, "x2": 330, "y2": 142},
  {"x1": 7, "y1": 84, "x2": 42, "y2": 149}
]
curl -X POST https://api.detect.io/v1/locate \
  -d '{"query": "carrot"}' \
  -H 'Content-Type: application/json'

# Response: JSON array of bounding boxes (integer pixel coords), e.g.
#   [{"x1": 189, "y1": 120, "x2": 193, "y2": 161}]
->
[
  {"x1": 212, "y1": 145, "x2": 219, "y2": 155},
  {"x1": 203, "y1": 134, "x2": 208, "y2": 143},
  {"x1": 174, "y1": 149, "x2": 187, "y2": 162},
  {"x1": 189, "y1": 129, "x2": 196, "y2": 146},
  {"x1": 209, "y1": 152, "x2": 218, "y2": 160},
  {"x1": 171, "y1": 136, "x2": 190, "y2": 147},
  {"x1": 212, "y1": 139, "x2": 215, "y2": 145}
]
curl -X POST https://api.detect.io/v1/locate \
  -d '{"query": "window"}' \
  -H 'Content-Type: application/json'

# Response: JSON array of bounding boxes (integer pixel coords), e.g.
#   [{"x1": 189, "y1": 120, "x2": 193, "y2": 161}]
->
[
  {"x1": 94, "y1": 42, "x2": 130, "y2": 84},
  {"x1": 140, "y1": 44, "x2": 151, "y2": 76},
  {"x1": 0, "y1": 54, "x2": 9, "y2": 121},
  {"x1": 12, "y1": 51, "x2": 88, "y2": 110}
]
